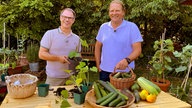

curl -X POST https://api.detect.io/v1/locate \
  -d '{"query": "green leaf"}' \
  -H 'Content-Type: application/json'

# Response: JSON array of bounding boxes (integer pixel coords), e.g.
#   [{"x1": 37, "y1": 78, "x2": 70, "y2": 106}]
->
[
  {"x1": 61, "y1": 90, "x2": 69, "y2": 99},
  {"x1": 77, "y1": 73, "x2": 86, "y2": 80},
  {"x1": 175, "y1": 66, "x2": 187, "y2": 72},
  {"x1": 165, "y1": 65, "x2": 172, "y2": 71},
  {"x1": 60, "y1": 100, "x2": 71, "y2": 108},
  {"x1": 158, "y1": 70, "x2": 163, "y2": 75},
  {"x1": 164, "y1": 56, "x2": 172, "y2": 62},
  {"x1": 90, "y1": 66, "x2": 98, "y2": 72},
  {"x1": 64, "y1": 70, "x2": 72, "y2": 74},
  {"x1": 165, "y1": 39, "x2": 173, "y2": 45},
  {"x1": 76, "y1": 78, "x2": 83, "y2": 86},
  {"x1": 153, "y1": 63, "x2": 162, "y2": 70},
  {"x1": 75, "y1": 62, "x2": 86, "y2": 69},
  {"x1": 173, "y1": 51, "x2": 181, "y2": 57},
  {"x1": 80, "y1": 39, "x2": 88, "y2": 47},
  {"x1": 65, "y1": 80, "x2": 73, "y2": 85},
  {"x1": 68, "y1": 51, "x2": 80, "y2": 58}
]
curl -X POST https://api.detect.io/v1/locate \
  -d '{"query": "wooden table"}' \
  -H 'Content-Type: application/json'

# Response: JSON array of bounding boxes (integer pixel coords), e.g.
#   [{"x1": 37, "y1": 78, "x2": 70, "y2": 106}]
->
[{"x1": 0, "y1": 85, "x2": 191, "y2": 108}]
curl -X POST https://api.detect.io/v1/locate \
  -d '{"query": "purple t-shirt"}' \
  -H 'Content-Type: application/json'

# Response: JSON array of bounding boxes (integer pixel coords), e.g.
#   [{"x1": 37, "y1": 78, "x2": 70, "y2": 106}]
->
[
  {"x1": 96, "y1": 20, "x2": 143, "y2": 72},
  {"x1": 40, "y1": 27, "x2": 81, "y2": 78}
]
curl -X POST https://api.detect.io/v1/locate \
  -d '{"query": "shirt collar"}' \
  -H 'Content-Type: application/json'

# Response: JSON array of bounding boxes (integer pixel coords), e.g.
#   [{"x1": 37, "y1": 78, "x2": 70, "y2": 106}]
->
[
  {"x1": 58, "y1": 27, "x2": 73, "y2": 36},
  {"x1": 108, "y1": 19, "x2": 125, "y2": 29}
]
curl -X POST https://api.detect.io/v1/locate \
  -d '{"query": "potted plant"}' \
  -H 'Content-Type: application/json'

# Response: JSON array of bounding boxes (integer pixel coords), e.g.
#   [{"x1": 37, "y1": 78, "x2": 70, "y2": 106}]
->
[
  {"x1": 26, "y1": 43, "x2": 40, "y2": 72},
  {"x1": 0, "y1": 23, "x2": 25, "y2": 76},
  {"x1": 148, "y1": 28, "x2": 174, "y2": 91},
  {"x1": 65, "y1": 39, "x2": 98, "y2": 104},
  {"x1": 172, "y1": 44, "x2": 192, "y2": 102},
  {"x1": 65, "y1": 59, "x2": 98, "y2": 104},
  {"x1": 0, "y1": 48, "x2": 9, "y2": 81},
  {"x1": 75, "y1": 60, "x2": 98, "y2": 92},
  {"x1": 55, "y1": 89, "x2": 71, "y2": 107},
  {"x1": 65, "y1": 69, "x2": 85, "y2": 105},
  {"x1": 0, "y1": 48, "x2": 20, "y2": 80},
  {"x1": 6, "y1": 48, "x2": 24, "y2": 75},
  {"x1": 68, "y1": 50, "x2": 82, "y2": 74},
  {"x1": 68, "y1": 39, "x2": 88, "y2": 74}
]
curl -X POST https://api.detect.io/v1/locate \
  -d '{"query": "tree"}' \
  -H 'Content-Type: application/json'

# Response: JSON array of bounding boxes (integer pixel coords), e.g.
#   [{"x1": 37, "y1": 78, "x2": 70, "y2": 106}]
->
[
  {"x1": 0, "y1": 0, "x2": 55, "y2": 41},
  {"x1": 124, "y1": 0, "x2": 192, "y2": 61},
  {"x1": 0, "y1": 0, "x2": 192, "y2": 55}
]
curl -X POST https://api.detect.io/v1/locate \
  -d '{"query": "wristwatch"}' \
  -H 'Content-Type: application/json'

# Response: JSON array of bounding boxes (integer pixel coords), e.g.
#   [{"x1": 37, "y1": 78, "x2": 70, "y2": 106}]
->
[{"x1": 125, "y1": 57, "x2": 131, "y2": 64}]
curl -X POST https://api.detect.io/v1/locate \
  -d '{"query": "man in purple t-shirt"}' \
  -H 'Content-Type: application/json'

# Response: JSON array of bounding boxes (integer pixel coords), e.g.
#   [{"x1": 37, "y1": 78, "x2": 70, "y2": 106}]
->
[{"x1": 39, "y1": 8, "x2": 81, "y2": 86}]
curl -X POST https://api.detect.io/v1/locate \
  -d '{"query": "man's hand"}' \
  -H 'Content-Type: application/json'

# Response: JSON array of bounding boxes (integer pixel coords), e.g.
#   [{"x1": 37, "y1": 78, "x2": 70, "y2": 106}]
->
[
  {"x1": 58, "y1": 56, "x2": 70, "y2": 64},
  {"x1": 115, "y1": 59, "x2": 128, "y2": 70}
]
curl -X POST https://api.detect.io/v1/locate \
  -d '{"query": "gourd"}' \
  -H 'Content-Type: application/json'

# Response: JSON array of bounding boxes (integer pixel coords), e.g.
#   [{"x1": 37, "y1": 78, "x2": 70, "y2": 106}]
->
[{"x1": 137, "y1": 77, "x2": 160, "y2": 95}]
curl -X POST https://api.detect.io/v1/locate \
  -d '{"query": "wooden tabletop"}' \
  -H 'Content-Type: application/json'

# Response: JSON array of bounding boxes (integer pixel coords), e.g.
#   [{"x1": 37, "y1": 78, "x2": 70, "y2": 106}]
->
[{"x1": 0, "y1": 85, "x2": 191, "y2": 108}]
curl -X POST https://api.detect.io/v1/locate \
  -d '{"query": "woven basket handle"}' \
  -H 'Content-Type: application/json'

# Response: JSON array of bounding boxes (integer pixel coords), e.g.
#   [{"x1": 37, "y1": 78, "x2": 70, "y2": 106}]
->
[{"x1": 113, "y1": 64, "x2": 134, "y2": 74}]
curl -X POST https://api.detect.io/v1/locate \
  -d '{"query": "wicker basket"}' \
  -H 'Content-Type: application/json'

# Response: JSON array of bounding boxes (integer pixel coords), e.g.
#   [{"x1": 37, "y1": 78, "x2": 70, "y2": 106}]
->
[
  {"x1": 5, "y1": 74, "x2": 38, "y2": 99},
  {"x1": 109, "y1": 65, "x2": 136, "y2": 89},
  {"x1": 85, "y1": 89, "x2": 135, "y2": 108}
]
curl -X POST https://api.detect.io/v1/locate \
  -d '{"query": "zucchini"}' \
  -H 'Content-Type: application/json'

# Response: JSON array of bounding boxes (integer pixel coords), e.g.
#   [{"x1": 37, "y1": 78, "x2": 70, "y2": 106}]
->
[
  {"x1": 93, "y1": 82, "x2": 102, "y2": 100},
  {"x1": 106, "y1": 81, "x2": 128, "y2": 100},
  {"x1": 96, "y1": 92, "x2": 113, "y2": 104},
  {"x1": 108, "y1": 96, "x2": 122, "y2": 107},
  {"x1": 116, "y1": 100, "x2": 127, "y2": 107},
  {"x1": 97, "y1": 80, "x2": 115, "y2": 92},
  {"x1": 100, "y1": 92, "x2": 118, "y2": 106},
  {"x1": 133, "y1": 90, "x2": 140, "y2": 103},
  {"x1": 97, "y1": 83, "x2": 108, "y2": 97}
]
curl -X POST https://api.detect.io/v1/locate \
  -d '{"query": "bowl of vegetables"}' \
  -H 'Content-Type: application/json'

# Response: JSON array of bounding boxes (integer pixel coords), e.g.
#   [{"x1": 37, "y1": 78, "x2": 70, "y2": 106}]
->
[{"x1": 85, "y1": 80, "x2": 135, "y2": 108}]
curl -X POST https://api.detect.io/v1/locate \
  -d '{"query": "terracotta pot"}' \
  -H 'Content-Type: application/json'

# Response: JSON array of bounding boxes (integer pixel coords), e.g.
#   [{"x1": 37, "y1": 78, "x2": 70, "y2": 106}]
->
[
  {"x1": 18, "y1": 55, "x2": 29, "y2": 66},
  {"x1": 8, "y1": 65, "x2": 23, "y2": 75},
  {"x1": 151, "y1": 78, "x2": 171, "y2": 92}
]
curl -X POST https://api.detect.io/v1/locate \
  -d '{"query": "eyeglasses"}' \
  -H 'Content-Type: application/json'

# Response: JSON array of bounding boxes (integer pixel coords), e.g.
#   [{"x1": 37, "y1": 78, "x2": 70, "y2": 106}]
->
[{"x1": 61, "y1": 15, "x2": 74, "y2": 20}]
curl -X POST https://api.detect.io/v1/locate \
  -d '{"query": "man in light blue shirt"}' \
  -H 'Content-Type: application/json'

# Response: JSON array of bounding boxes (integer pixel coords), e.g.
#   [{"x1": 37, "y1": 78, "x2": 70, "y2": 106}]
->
[{"x1": 95, "y1": 0, "x2": 143, "y2": 81}]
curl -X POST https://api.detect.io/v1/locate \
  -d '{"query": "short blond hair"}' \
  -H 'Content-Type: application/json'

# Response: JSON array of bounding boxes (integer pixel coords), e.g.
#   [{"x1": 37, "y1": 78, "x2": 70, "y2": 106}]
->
[
  {"x1": 110, "y1": 0, "x2": 126, "y2": 11},
  {"x1": 60, "y1": 8, "x2": 76, "y2": 18}
]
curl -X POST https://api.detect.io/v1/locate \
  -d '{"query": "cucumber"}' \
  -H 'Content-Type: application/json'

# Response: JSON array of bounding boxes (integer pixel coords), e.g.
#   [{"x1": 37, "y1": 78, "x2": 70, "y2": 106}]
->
[
  {"x1": 108, "y1": 96, "x2": 122, "y2": 107},
  {"x1": 93, "y1": 82, "x2": 102, "y2": 100},
  {"x1": 116, "y1": 100, "x2": 127, "y2": 107},
  {"x1": 100, "y1": 92, "x2": 118, "y2": 106},
  {"x1": 113, "y1": 72, "x2": 121, "y2": 78},
  {"x1": 97, "y1": 83, "x2": 108, "y2": 97},
  {"x1": 97, "y1": 80, "x2": 115, "y2": 92},
  {"x1": 131, "y1": 82, "x2": 140, "y2": 91},
  {"x1": 96, "y1": 92, "x2": 113, "y2": 104},
  {"x1": 106, "y1": 81, "x2": 128, "y2": 100},
  {"x1": 133, "y1": 90, "x2": 140, "y2": 103}
]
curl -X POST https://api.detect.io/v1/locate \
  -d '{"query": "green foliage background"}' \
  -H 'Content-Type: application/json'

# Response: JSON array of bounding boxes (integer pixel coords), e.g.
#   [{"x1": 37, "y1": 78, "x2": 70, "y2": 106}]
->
[{"x1": 0, "y1": 0, "x2": 192, "y2": 59}]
